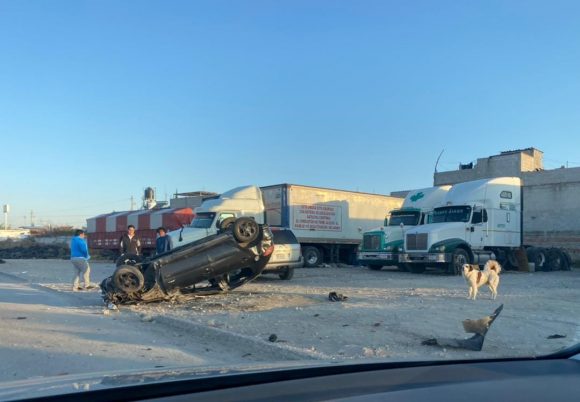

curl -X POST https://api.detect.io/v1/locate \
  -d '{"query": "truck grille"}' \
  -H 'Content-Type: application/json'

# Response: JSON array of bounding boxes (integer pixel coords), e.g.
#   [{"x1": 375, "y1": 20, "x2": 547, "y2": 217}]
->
[
  {"x1": 362, "y1": 234, "x2": 381, "y2": 251},
  {"x1": 406, "y1": 233, "x2": 428, "y2": 250}
]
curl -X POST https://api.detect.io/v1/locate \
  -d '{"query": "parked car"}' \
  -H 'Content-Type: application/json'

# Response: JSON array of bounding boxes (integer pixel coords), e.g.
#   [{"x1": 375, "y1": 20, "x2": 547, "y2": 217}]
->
[
  {"x1": 261, "y1": 229, "x2": 303, "y2": 280},
  {"x1": 100, "y1": 218, "x2": 274, "y2": 305}
]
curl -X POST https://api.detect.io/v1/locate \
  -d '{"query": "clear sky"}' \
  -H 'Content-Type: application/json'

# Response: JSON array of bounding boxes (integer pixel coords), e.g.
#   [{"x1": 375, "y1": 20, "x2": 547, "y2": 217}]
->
[{"x1": 1, "y1": 0, "x2": 579, "y2": 228}]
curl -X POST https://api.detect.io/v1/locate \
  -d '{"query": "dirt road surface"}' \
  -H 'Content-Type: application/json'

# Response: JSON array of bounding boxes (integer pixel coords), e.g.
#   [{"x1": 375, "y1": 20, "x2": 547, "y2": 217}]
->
[{"x1": 1, "y1": 259, "x2": 579, "y2": 381}]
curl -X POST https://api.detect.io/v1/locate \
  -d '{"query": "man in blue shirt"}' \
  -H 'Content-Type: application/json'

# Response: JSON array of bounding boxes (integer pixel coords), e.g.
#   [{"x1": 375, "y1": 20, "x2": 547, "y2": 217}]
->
[
  {"x1": 70, "y1": 229, "x2": 93, "y2": 291},
  {"x1": 155, "y1": 227, "x2": 173, "y2": 255}
]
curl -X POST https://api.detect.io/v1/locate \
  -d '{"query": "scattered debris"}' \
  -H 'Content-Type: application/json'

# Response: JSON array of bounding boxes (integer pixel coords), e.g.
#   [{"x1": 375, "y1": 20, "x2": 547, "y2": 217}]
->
[
  {"x1": 547, "y1": 334, "x2": 567, "y2": 339},
  {"x1": 328, "y1": 292, "x2": 348, "y2": 302},
  {"x1": 268, "y1": 334, "x2": 278, "y2": 342},
  {"x1": 422, "y1": 304, "x2": 504, "y2": 352},
  {"x1": 373, "y1": 322, "x2": 381, "y2": 327}
]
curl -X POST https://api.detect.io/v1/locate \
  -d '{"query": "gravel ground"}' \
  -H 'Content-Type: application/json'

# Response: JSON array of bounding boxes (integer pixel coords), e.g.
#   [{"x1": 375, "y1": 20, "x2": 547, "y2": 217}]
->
[{"x1": 1, "y1": 259, "x2": 579, "y2": 363}]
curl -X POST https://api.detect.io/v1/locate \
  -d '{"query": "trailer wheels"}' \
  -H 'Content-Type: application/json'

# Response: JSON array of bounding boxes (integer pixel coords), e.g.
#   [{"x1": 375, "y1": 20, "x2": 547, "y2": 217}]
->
[
  {"x1": 232, "y1": 218, "x2": 259, "y2": 244},
  {"x1": 448, "y1": 248, "x2": 470, "y2": 275},
  {"x1": 526, "y1": 247, "x2": 546, "y2": 271},
  {"x1": 546, "y1": 248, "x2": 569, "y2": 271},
  {"x1": 367, "y1": 264, "x2": 383, "y2": 271},
  {"x1": 113, "y1": 265, "x2": 145, "y2": 293},
  {"x1": 303, "y1": 246, "x2": 322, "y2": 268}
]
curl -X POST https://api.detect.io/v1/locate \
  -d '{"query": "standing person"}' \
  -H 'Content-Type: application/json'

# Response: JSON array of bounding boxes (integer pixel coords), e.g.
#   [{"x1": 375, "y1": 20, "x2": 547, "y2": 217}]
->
[
  {"x1": 70, "y1": 229, "x2": 93, "y2": 291},
  {"x1": 119, "y1": 225, "x2": 141, "y2": 256},
  {"x1": 155, "y1": 227, "x2": 173, "y2": 255}
]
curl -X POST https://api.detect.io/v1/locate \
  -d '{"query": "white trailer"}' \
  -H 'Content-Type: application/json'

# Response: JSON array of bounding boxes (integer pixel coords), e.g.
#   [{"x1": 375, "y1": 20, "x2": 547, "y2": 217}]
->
[{"x1": 170, "y1": 184, "x2": 403, "y2": 267}]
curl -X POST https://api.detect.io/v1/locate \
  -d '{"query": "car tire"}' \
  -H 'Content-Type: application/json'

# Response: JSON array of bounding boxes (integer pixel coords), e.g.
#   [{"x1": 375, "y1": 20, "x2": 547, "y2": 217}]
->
[
  {"x1": 279, "y1": 267, "x2": 294, "y2": 280},
  {"x1": 448, "y1": 248, "x2": 470, "y2": 275},
  {"x1": 219, "y1": 217, "x2": 236, "y2": 233},
  {"x1": 232, "y1": 218, "x2": 259, "y2": 244},
  {"x1": 113, "y1": 265, "x2": 145, "y2": 293},
  {"x1": 115, "y1": 254, "x2": 141, "y2": 268},
  {"x1": 302, "y1": 246, "x2": 322, "y2": 268},
  {"x1": 367, "y1": 264, "x2": 383, "y2": 271},
  {"x1": 408, "y1": 263, "x2": 426, "y2": 274}
]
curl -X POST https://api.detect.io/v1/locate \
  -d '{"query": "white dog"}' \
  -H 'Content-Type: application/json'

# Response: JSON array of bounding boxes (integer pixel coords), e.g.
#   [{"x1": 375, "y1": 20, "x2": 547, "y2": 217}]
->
[{"x1": 462, "y1": 260, "x2": 502, "y2": 300}]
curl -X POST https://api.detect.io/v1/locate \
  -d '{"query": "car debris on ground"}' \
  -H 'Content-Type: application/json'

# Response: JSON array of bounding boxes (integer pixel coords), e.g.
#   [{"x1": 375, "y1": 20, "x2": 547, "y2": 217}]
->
[{"x1": 422, "y1": 304, "x2": 504, "y2": 351}]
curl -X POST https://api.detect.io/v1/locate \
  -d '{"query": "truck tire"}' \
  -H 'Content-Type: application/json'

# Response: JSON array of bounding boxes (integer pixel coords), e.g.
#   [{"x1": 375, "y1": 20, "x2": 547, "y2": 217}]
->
[
  {"x1": 279, "y1": 267, "x2": 294, "y2": 280},
  {"x1": 546, "y1": 248, "x2": 568, "y2": 271},
  {"x1": 303, "y1": 246, "x2": 322, "y2": 268},
  {"x1": 397, "y1": 264, "x2": 409, "y2": 272},
  {"x1": 526, "y1": 247, "x2": 546, "y2": 271},
  {"x1": 113, "y1": 265, "x2": 145, "y2": 293},
  {"x1": 408, "y1": 263, "x2": 426, "y2": 274},
  {"x1": 367, "y1": 264, "x2": 383, "y2": 271},
  {"x1": 448, "y1": 248, "x2": 470, "y2": 275},
  {"x1": 232, "y1": 218, "x2": 259, "y2": 244}
]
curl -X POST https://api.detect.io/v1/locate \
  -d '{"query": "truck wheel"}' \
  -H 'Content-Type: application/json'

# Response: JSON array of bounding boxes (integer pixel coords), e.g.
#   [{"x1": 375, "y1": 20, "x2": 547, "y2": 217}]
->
[
  {"x1": 397, "y1": 264, "x2": 409, "y2": 272},
  {"x1": 448, "y1": 248, "x2": 470, "y2": 275},
  {"x1": 232, "y1": 218, "x2": 259, "y2": 244},
  {"x1": 526, "y1": 247, "x2": 546, "y2": 271},
  {"x1": 367, "y1": 264, "x2": 383, "y2": 271},
  {"x1": 113, "y1": 265, "x2": 145, "y2": 293},
  {"x1": 279, "y1": 267, "x2": 294, "y2": 280},
  {"x1": 408, "y1": 264, "x2": 426, "y2": 274},
  {"x1": 219, "y1": 217, "x2": 236, "y2": 233},
  {"x1": 546, "y1": 248, "x2": 568, "y2": 271},
  {"x1": 303, "y1": 246, "x2": 322, "y2": 268}
]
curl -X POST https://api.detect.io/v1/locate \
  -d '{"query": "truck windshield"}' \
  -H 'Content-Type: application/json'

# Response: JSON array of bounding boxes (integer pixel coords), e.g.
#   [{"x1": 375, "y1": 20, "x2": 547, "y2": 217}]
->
[
  {"x1": 189, "y1": 212, "x2": 216, "y2": 228},
  {"x1": 389, "y1": 211, "x2": 421, "y2": 226},
  {"x1": 432, "y1": 206, "x2": 472, "y2": 223}
]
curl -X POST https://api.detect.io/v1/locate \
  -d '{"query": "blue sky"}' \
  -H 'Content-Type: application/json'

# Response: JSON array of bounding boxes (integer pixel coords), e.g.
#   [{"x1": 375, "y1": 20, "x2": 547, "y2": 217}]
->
[{"x1": 1, "y1": 0, "x2": 579, "y2": 227}]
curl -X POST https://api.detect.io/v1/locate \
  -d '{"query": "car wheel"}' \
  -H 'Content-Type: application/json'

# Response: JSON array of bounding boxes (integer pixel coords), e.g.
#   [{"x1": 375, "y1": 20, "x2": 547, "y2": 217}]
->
[
  {"x1": 302, "y1": 246, "x2": 322, "y2": 268},
  {"x1": 279, "y1": 267, "x2": 294, "y2": 280},
  {"x1": 448, "y1": 248, "x2": 470, "y2": 275},
  {"x1": 232, "y1": 218, "x2": 259, "y2": 243},
  {"x1": 408, "y1": 263, "x2": 426, "y2": 274},
  {"x1": 115, "y1": 253, "x2": 141, "y2": 267},
  {"x1": 113, "y1": 265, "x2": 145, "y2": 293},
  {"x1": 367, "y1": 264, "x2": 383, "y2": 271},
  {"x1": 218, "y1": 217, "x2": 236, "y2": 233}
]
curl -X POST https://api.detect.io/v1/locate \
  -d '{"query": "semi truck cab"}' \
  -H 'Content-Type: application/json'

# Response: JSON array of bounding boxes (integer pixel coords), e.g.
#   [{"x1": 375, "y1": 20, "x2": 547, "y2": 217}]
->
[
  {"x1": 357, "y1": 186, "x2": 451, "y2": 271},
  {"x1": 400, "y1": 177, "x2": 522, "y2": 274}
]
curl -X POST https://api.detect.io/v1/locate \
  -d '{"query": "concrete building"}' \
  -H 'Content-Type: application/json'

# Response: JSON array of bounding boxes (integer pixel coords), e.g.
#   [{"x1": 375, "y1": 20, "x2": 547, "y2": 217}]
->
[{"x1": 434, "y1": 148, "x2": 580, "y2": 262}]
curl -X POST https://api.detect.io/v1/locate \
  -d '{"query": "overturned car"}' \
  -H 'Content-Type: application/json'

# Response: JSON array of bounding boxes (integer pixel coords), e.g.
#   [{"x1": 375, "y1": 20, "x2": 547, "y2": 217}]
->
[{"x1": 101, "y1": 218, "x2": 274, "y2": 305}]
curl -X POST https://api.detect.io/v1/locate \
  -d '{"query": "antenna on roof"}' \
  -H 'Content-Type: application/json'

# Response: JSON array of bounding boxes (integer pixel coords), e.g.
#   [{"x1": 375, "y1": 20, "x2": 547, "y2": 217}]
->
[{"x1": 434, "y1": 149, "x2": 445, "y2": 173}]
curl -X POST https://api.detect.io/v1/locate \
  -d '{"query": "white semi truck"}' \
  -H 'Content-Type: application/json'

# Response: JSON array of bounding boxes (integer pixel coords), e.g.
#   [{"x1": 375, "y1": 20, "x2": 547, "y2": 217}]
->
[
  {"x1": 399, "y1": 177, "x2": 571, "y2": 274},
  {"x1": 170, "y1": 184, "x2": 403, "y2": 267},
  {"x1": 357, "y1": 185, "x2": 451, "y2": 271}
]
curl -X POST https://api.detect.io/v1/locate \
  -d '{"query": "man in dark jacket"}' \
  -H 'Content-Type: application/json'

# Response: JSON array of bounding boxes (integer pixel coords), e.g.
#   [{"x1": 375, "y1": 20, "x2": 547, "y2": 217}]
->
[
  {"x1": 119, "y1": 225, "x2": 141, "y2": 256},
  {"x1": 155, "y1": 227, "x2": 173, "y2": 255}
]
